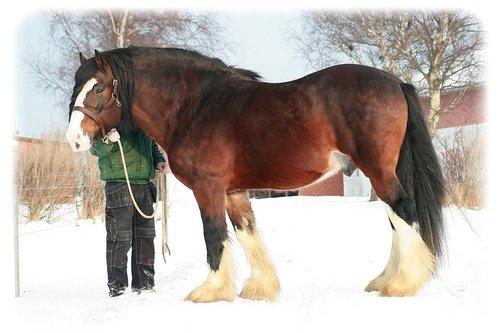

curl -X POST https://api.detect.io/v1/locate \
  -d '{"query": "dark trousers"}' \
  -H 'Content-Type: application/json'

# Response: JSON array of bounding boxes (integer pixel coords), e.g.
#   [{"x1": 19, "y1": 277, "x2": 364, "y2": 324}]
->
[{"x1": 105, "y1": 182, "x2": 156, "y2": 291}]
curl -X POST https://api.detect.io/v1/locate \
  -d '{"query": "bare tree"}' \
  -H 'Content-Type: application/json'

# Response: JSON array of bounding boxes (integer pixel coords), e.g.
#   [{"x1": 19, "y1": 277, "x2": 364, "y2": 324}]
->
[
  {"x1": 28, "y1": 9, "x2": 230, "y2": 108},
  {"x1": 292, "y1": 10, "x2": 484, "y2": 135},
  {"x1": 435, "y1": 126, "x2": 485, "y2": 209}
]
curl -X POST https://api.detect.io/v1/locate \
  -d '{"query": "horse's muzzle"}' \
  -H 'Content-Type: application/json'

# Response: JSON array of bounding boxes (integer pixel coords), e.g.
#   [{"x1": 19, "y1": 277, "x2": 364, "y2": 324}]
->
[{"x1": 66, "y1": 109, "x2": 92, "y2": 152}]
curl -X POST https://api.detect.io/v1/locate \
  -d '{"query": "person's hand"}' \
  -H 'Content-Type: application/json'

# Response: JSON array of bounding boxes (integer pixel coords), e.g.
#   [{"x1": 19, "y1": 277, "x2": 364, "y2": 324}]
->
[
  {"x1": 107, "y1": 128, "x2": 120, "y2": 142},
  {"x1": 156, "y1": 161, "x2": 170, "y2": 174}
]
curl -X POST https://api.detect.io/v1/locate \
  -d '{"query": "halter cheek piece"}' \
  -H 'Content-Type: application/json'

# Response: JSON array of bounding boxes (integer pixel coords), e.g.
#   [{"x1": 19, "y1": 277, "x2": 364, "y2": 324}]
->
[{"x1": 73, "y1": 79, "x2": 122, "y2": 142}]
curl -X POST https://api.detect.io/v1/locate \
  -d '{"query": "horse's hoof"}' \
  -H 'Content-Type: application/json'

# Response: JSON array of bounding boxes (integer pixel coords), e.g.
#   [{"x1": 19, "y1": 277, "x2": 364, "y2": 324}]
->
[
  {"x1": 239, "y1": 277, "x2": 280, "y2": 301},
  {"x1": 185, "y1": 283, "x2": 235, "y2": 303},
  {"x1": 379, "y1": 273, "x2": 420, "y2": 297},
  {"x1": 364, "y1": 281, "x2": 380, "y2": 292},
  {"x1": 364, "y1": 275, "x2": 387, "y2": 292}
]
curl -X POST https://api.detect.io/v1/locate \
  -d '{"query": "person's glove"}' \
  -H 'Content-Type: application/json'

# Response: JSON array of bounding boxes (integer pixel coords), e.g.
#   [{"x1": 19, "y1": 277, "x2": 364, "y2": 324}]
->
[
  {"x1": 156, "y1": 161, "x2": 171, "y2": 174},
  {"x1": 107, "y1": 128, "x2": 120, "y2": 142}
]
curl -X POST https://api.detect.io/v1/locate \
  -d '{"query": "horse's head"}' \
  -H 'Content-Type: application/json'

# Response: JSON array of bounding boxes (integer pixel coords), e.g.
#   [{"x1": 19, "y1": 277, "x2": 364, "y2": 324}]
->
[{"x1": 66, "y1": 50, "x2": 124, "y2": 152}]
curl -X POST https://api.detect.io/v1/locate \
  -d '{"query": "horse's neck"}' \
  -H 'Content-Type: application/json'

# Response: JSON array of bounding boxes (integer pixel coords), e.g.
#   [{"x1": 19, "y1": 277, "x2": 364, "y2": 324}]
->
[{"x1": 131, "y1": 67, "x2": 217, "y2": 151}]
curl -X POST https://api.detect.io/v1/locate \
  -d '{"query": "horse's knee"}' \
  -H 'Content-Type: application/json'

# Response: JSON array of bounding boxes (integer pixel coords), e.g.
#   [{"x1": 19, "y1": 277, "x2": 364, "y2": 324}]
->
[{"x1": 192, "y1": 180, "x2": 228, "y2": 270}]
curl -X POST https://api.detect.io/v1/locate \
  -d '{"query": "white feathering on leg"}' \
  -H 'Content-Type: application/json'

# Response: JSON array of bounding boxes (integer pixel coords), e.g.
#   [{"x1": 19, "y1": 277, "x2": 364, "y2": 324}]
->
[
  {"x1": 185, "y1": 240, "x2": 235, "y2": 303},
  {"x1": 236, "y1": 225, "x2": 280, "y2": 301},
  {"x1": 380, "y1": 208, "x2": 436, "y2": 296}
]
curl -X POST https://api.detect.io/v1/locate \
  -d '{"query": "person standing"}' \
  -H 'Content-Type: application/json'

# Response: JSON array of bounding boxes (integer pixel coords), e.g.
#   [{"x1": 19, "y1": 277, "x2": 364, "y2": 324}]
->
[{"x1": 90, "y1": 128, "x2": 168, "y2": 297}]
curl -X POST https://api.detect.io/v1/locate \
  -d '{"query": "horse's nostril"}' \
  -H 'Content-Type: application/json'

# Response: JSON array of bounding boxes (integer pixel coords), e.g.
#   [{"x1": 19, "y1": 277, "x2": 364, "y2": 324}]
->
[{"x1": 75, "y1": 142, "x2": 80, "y2": 149}]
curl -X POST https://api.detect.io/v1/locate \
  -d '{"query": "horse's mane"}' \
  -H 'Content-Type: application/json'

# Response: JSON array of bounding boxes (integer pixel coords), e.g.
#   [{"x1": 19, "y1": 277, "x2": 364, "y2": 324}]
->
[
  {"x1": 140, "y1": 47, "x2": 262, "y2": 80},
  {"x1": 69, "y1": 46, "x2": 261, "y2": 133}
]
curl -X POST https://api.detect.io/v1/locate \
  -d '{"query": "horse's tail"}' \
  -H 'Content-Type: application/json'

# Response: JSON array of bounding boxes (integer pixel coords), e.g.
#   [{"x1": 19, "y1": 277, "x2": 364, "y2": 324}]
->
[{"x1": 397, "y1": 82, "x2": 446, "y2": 259}]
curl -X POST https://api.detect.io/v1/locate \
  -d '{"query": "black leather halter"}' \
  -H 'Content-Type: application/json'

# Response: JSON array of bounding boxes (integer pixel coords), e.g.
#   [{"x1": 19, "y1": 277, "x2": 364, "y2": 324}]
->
[{"x1": 73, "y1": 79, "x2": 121, "y2": 139}]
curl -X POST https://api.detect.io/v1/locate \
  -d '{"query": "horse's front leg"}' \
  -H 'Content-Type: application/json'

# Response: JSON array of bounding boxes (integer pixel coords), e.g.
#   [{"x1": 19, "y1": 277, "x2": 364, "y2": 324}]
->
[{"x1": 185, "y1": 179, "x2": 235, "y2": 303}]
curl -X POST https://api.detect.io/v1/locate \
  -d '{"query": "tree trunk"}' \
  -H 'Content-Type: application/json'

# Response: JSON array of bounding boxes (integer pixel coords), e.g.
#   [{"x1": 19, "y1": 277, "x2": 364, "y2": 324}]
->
[
  {"x1": 427, "y1": 87, "x2": 441, "y2": 136},
  {"x1": 116, "y1": 10, "x2": 129, "y2": 48}
]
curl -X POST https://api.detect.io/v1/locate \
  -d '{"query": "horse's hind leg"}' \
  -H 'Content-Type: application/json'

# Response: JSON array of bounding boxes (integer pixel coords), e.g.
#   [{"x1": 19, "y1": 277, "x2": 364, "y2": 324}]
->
[
  {"x1": 226, "y1": 191, "x2": 280, "y2": 301},
  {"x1": 185, "y1": 180, "x2": 235, "y2": 303},
  {"x1": 367, "y1": 171, "x2": 435, "y2": 296}
]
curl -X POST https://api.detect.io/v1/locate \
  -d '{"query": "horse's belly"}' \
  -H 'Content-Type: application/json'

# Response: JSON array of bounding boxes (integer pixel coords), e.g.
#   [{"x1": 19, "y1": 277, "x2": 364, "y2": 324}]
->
[{"x1": 234, "y1": 150, "x2": 347, "y2": 191}]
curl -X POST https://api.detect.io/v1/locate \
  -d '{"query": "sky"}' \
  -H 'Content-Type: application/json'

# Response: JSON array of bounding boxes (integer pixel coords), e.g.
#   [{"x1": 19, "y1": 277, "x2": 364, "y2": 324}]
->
[{"x1": 15, "y1": 11, "x2": 312, "y2": 138}]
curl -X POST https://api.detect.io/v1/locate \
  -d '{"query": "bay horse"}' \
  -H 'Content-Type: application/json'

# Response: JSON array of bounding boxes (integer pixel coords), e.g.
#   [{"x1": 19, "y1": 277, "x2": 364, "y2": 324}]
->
[{"x1": 65, "y1": 47, "x2": 445, "y2": 302}]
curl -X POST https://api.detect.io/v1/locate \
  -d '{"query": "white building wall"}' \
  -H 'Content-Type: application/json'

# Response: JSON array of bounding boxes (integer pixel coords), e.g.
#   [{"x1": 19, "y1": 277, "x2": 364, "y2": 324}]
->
[{"x1": 343, "y1": 169, "x2": 371, "y2": 198}]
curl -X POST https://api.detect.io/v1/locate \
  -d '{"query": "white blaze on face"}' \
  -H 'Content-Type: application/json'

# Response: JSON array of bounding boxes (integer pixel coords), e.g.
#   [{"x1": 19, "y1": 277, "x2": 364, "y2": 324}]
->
[{"x1": 65, "y1": 78, "x2": 97, "y2": 152}]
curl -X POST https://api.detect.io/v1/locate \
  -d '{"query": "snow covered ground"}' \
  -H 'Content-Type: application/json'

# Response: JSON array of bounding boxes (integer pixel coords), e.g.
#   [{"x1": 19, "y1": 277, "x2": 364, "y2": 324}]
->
[{"x1": 12, "y1": 178, "x2": 493, "y2": 332}]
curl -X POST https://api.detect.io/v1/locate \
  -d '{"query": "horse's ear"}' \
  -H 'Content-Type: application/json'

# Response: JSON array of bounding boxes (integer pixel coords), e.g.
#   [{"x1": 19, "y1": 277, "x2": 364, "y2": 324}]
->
[
  {"x1": 78, "y1": 52, "x2": 87, "y2": 64},
  {"x1": 94, "y1": 49, "x2": 110, "y2": 74}
]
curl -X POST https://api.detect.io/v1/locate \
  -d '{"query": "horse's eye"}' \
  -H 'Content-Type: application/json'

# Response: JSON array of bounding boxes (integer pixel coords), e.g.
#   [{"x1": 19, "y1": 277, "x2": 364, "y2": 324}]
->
[{"x1": 96, "y1": 88, "x2": 103, "y2": 94}]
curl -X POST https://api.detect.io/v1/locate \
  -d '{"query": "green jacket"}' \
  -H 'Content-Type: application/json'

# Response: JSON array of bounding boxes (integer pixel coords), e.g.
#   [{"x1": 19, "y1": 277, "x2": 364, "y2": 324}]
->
[{"x1": 90, "y1": 130, "x2": 166, "y2": 184}]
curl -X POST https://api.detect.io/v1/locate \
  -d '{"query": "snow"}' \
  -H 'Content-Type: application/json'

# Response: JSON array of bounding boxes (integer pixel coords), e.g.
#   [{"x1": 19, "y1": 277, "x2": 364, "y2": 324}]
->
[{"x1": 12, "y1": 177, "x2": 492, "y2": 332}]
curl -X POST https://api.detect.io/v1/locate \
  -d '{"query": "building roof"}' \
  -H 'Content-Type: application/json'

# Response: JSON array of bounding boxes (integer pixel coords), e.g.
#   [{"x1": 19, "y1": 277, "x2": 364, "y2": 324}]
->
[{"x1": 419, "y1": 86, "x2": 486, "y2": 129}]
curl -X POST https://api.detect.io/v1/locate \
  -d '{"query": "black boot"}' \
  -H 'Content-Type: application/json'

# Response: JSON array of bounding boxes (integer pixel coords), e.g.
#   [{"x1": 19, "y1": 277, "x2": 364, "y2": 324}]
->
[
  {"x1": 132, "y1": 284, "x2": 155, "y2": 294},
  {"x1": 108, "y1": 282, "x2": 126, "y2": 297}
]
